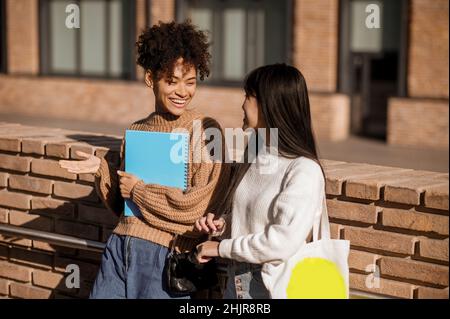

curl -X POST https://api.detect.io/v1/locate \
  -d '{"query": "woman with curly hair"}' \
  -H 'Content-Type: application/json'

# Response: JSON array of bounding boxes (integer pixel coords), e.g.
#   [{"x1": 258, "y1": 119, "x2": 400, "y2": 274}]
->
[{"x1": 59, "y1": 20, "x2": 226, "y2": 299}]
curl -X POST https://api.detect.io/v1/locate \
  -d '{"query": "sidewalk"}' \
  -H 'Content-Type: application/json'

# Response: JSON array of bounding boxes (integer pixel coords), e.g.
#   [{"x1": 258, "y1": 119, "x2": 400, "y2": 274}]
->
[{"x1": 1, "y1": 112, "x2": 448, "y2": 173}]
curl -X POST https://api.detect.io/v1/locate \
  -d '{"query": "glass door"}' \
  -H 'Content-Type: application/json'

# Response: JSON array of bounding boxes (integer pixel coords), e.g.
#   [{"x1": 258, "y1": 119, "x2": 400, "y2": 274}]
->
[{"x1": 339, "y1": 0, "x2": 408, "y2": 140}]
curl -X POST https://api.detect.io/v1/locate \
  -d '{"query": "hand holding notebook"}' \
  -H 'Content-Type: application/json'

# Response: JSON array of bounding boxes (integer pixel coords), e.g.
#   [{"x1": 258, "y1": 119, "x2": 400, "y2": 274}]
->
[{"x1": 124, "y1": 130, "x2": 190, "y2": 217}]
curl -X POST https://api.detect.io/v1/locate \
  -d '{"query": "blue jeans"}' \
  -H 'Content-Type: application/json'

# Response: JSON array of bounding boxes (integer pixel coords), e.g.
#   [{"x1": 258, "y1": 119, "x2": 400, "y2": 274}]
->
[
  {"x1": 90, "y1": 234, "x2": 191, "y2": 299},
  {"x1": 223, "y1": 261, "x2": 271, "y2": 299}
]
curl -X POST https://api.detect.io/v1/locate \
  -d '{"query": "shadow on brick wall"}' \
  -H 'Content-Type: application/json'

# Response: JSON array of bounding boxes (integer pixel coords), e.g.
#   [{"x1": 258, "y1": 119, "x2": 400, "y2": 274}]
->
[{"x1": 1, "y1": 128, "x2": 230, "y2": 299}]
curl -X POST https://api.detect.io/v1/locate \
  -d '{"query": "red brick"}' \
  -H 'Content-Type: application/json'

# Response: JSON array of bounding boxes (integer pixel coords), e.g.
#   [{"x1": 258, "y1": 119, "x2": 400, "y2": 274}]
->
[
  {"x1": 79, "y1": 173, "x2": 95, "y2": 183},
  {"x1": 416, "y1": 286, "x2": 449, "y2": 299},
  {"x1": 350, "y1": 272, "x2": 414, "y2": 299},
  {"x1": 0, "y1": 172, "x2": 7, "y2": 187},
  {"x1": 343, "y1": 226, "x2": 417, "y2": 255},
  {"x1": 32, "y1": 240, "x2": 77, "y2": 255},
  {"x1": 348, "y1": 249, "x2": 380, "y2": 272},
  {"x1": 408, "y1": 0, "x2": 449, "y2": 98},
  {"x1": 0, "y1": 137, "x2": 21, "y2": 152},
  {"x1": 7, "y1": 1, "x2": 39, "y2": 73},
  {"x1": 0, "y1": 278, "x2": 9, "y2": 296},
  {"x1": 9, "y1": 282, "x2": 52, "y2": 299},
  {"x1": 55, "y1": 220, "x2": 99, "y2": 241},
  {"x1": 424, "y1": 183, "x2": 449, "y2": 211},
  {"x1": 325, "y1": 164, "x2": 400, "y2": 196},
  {"x1": 70, "y1": 144, "x2": 95, "y2": 159},
  {"x1": 21, "y1": 136, "x2": 65, "y2": 155},
  {"x1": 321, "y1": 159, "x2": 348, "y2": 169},
  {"x1": 0, "y1": 234, "x2": 32, "y2": 247},
  {"x1": 9, "y1": 248, "x2": 53, "y2": 270},
  {"x1": 330, "y1": 222, "x2": 342, "y2": 239},
  {"x1": 45, "y1": 140, "x2": 78, "y2": 159},
  {"x1": 9, "y1": 174, "x2": 53, "y2": 195},
  {"x1": 53, "y1": 181, "x2": 97, "y2": 202},
  {"x1": 0, "y1": 191, "x2": 31, "y2": 209},
  {"x1": 31, "y1": 197, "x2": 75, "y2": 217},
  {"x1": 0, "y1": 208, "x2": 8, "y2": 223},
  {"x1": 419, "y1": 237, "x2": 449, "y2": 262},
  {"x1": 21, "y1": 138, "x2": 47, "y2": 155},
  {"x1": 0, "y1": 154, "x2": 31, "y2": 172},
  {"x1": 32, "y1": 240, "x2": 55, "y2": 252},
  {"x1": 31, "y1": 158, "x2": 77, "y2": 180},
  {"x1": 0, "y1": 260, "x2": 32, "y2": 282},
  {"x1": 9, "y1": 210, "x2": 53, "y2": 232},
  {"x1": 384, "y1": 174, "x2": 448, "y2": 205},
  {"x1": 382, "y1": 208, "x2": 449, "y2": 236},
  {"x1": 388, "y1": 98, "x2": 449, "y2": 149},
  {"x1": 327, "y1": 200, "x2": 379, "y2": 224},
  {"x1": 345, "y1": 169, "x2": 414, "y2": 200},
  {"x1": 32, "y1": 270, "x2": 65, "y2": 289},
  {"x1": 149, "y1": 0, "x2": 175, "y2": 23},
  {"x1": 379, "y1": 256, "x2": 448, "y2": 286},
  {"x1": 78, "y1": 203, "x2": 119, "y2": 227}
]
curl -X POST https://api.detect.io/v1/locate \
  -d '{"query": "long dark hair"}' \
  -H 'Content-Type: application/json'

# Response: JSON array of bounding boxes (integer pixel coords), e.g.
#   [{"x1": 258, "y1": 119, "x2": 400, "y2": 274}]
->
[{"x1": 219, "y1": 63, "x2": 325, "y2": 215}]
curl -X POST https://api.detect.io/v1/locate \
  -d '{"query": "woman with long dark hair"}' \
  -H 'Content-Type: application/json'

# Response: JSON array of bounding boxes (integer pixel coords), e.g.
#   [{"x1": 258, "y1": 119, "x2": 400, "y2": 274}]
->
[{"x1": 194, "y1": 63, "x2": 326, "y2": 299}]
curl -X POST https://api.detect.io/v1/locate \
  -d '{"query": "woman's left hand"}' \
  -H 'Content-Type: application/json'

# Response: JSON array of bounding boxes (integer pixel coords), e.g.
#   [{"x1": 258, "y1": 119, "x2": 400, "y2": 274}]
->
[
  {"x1": 117, "y1": 170, "x2": 141, "y2": 199},
  {"x1": 195, "y1": 240, "x2": 220, "y2": 263}
]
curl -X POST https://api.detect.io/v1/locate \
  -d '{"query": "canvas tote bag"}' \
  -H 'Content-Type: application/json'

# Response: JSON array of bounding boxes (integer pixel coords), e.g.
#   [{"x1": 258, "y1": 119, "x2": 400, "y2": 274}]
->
[{"x1": 268, "y1": 195, "x2": 350, "y2": 299}]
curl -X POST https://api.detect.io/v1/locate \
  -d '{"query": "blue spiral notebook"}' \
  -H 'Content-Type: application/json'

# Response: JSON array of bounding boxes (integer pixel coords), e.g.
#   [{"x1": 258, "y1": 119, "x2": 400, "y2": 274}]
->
[{"x1": 124, "y1": 130, "x2": 189, "y2": 217}]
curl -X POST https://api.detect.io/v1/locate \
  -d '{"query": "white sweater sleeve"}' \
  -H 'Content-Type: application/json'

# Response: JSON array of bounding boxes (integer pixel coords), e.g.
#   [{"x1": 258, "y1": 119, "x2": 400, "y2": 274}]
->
[{"x1": 218, "y1": 158, "x2": 325, "y2": 265}]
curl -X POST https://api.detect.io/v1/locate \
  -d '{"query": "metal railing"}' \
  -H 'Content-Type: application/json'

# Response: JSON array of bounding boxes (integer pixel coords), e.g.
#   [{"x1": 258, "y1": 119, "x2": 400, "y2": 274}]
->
[
  {"x1": 0, "y1": 223, "x2": 390, "y2": 299},
  {"x1": 0, "y1": 224, "x2": 105, "y2": 252}
]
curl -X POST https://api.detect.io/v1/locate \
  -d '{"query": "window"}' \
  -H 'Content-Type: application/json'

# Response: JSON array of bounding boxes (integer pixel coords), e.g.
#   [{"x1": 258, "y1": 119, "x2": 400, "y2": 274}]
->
[
  {"x1": 177, "y1": 0, "x2": 291, "y2": 85},
  {"x1": 0, "y1": 0, "x2": 6, "y2": 73},
  {"x1": 339, "y1": 0, "x2": 409, "y2": 139},
  {"x1": 40, "y1": 0, "x2": 136, "y2": 79}
]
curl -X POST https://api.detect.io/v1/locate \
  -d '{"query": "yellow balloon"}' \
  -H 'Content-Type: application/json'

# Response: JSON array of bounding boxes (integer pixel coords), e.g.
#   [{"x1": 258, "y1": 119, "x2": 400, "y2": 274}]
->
[{"x1": 286, "y1": 257, "x2": 347, "y2": 299}]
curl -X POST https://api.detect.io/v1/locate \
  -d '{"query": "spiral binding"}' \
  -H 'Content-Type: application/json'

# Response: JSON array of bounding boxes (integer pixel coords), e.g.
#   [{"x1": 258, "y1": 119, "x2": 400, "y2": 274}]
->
[{"x1": 183, "y1": 134, "x2": 189, "y2": 191}]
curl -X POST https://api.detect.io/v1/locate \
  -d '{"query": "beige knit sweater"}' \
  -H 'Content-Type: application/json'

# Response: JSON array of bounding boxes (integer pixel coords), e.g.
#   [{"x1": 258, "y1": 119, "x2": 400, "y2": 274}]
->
[{"x1": 94, "y1": 109, "x2": 227, "y2": 252}]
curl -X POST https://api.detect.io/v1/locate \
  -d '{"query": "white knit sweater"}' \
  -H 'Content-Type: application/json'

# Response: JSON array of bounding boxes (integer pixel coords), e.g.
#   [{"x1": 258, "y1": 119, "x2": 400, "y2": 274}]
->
[{"x1": 218, "y1": 151, "x2": 326, "y2": 291}]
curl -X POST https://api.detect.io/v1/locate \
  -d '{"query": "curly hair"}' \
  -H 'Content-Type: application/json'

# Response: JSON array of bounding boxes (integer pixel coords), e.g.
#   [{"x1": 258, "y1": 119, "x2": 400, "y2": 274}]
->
[{"x1": 136, "y1": 20, "x2": 211, "y2": 81}]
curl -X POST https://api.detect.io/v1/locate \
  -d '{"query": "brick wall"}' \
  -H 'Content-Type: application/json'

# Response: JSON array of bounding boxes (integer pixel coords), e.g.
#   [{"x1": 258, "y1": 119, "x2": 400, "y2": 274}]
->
[
  {"x1": 0, "y1": 75, "x2": 349, "y2": 141},
  {"x1": 290, "y1": 0, "x2": 350, "y2": 140},
  {"x1": 387, "y1": 98, "x2": 449, "y2": 149},
  {"x1": 6, "y1": 0, "x2": 39, "y2": 75},
  {"x1": 0, "y1": 0, "x2": 350, "y2": 142},
  {"x1": 293, "y1": 0, "x2": 339, "y2": 93},
  {"x1": 387, "y1": 0, "x2": 449, "y2": 150},
  {"x1": 149, "y1": 0, "x2": 175, "y2": 24},
  {"x1": 135, "y1": 0, "x2": 148, "y2": 82},
  {"x1": 0, "y1": 123, "x2": 448, "y2": 299},
  {"x1": 408, "y1": 0, "x2": 449, "y2": 99}
]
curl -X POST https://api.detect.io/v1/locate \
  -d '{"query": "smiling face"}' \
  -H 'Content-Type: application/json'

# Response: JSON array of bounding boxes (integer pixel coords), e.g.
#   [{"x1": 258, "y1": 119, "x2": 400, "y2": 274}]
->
[
  {"x1": 146, "y1": 58, "x2": 197, "y2": 116},
  {"x1": 242, "y1": 94, "x2": 265, "y2": 130}
]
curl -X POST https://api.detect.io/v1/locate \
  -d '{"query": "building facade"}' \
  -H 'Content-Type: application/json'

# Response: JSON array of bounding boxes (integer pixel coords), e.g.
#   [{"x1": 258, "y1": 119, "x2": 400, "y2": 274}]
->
[{"x1": 0, "y1": 0, "x2": 448, "y2": 148}]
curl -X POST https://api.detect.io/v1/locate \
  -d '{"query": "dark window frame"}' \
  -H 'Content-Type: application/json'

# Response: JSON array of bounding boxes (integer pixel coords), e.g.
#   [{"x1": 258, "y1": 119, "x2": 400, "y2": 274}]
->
[
  {"x1": 338, "y1": 0, "x2": 409, "y2": 97},
  {"x1": 338, "y1": 0, "x2": 409, "y2": 138},
  {"x1": 175, "y1": 0, "x2": 293, "y2": 87},
  {"x1": 39, "y1": 0, "x2": 136, "y2": 80},
  {"x1": 0, "y1": 0, "x2": 7, "y2": 73}
]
